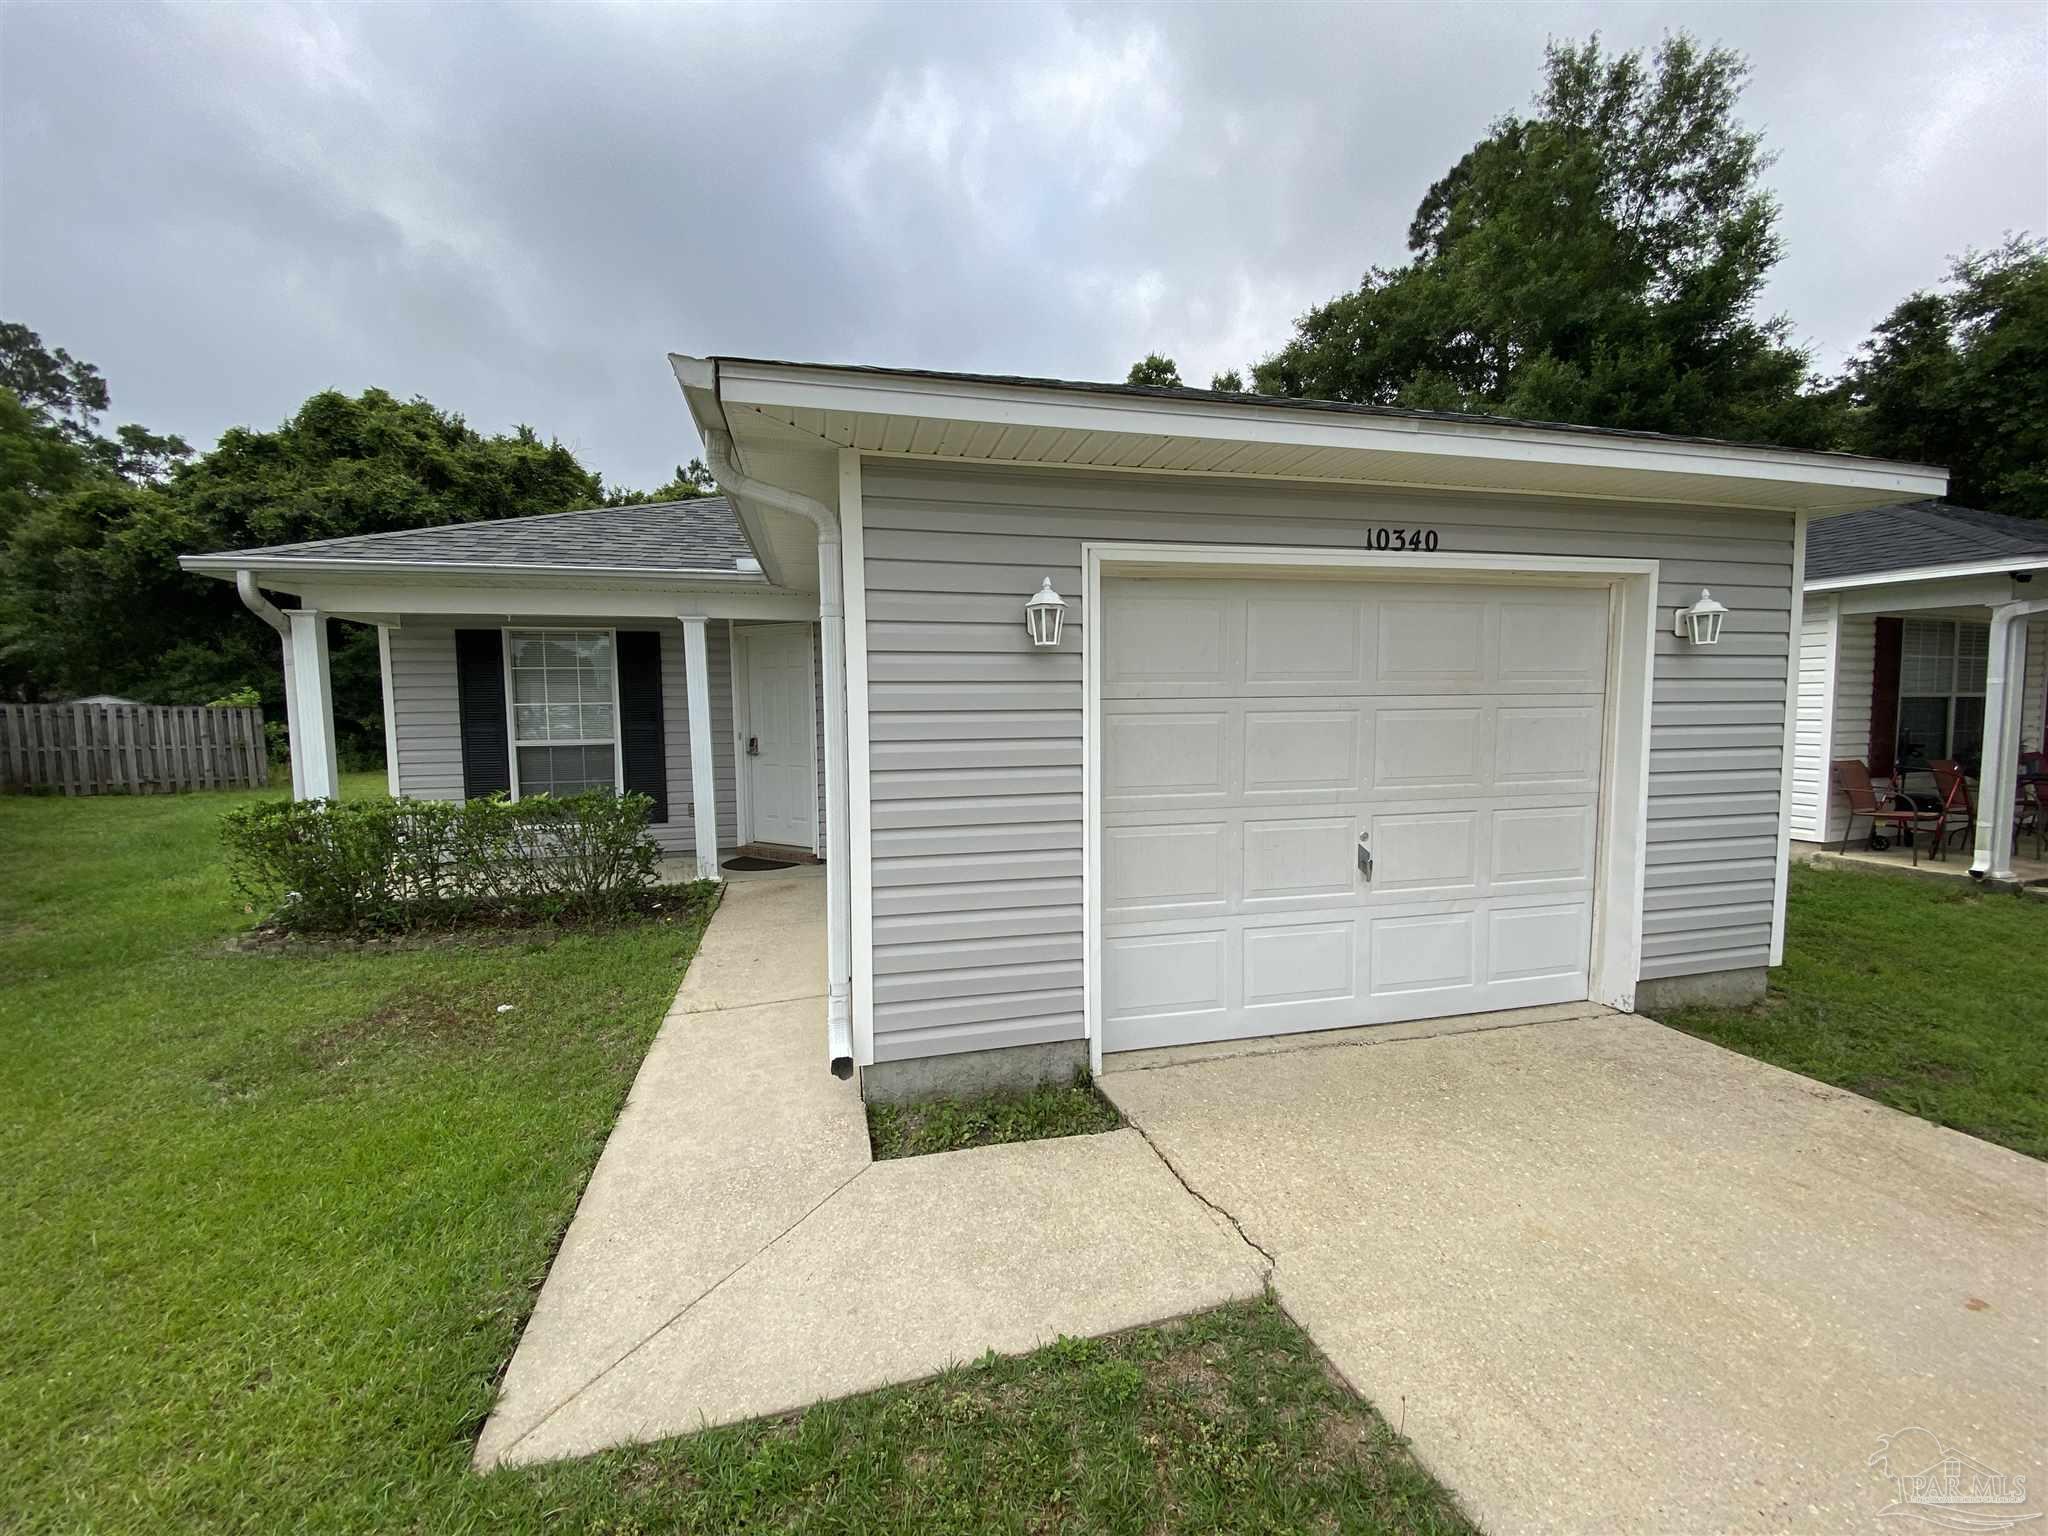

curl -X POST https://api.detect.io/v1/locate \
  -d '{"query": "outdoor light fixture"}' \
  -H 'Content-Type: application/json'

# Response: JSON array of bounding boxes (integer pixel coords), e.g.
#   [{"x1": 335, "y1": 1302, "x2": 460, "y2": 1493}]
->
[
  {"x1": 1025, "y1": 578, "x2": 1068, "y2": 648},
  {"x1": 1675, "y1": 588, "x2": 1729, "y2": 646}
]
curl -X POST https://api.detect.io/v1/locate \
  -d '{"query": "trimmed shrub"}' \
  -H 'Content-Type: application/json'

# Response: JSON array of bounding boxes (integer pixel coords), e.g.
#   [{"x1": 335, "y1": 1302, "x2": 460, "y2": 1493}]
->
[{"x1": 222, "y1": 791, "x2": 663, "y2": 932}]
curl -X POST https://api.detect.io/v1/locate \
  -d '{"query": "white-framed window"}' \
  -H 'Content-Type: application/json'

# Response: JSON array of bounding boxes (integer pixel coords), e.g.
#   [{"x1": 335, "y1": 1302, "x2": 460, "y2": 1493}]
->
[
  {"x1": 1897, "y1": 617, "x2": 1989, "y2": 769},
  {"x1": 504, "y1": 628, "x2": 622, "y2": 797}
]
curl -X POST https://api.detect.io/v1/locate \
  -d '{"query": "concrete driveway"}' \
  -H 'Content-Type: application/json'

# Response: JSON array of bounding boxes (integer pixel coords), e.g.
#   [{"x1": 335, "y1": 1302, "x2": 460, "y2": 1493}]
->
[{"x1": 1101, "y1": 1011, "x2": 2048, "y2": 1535}]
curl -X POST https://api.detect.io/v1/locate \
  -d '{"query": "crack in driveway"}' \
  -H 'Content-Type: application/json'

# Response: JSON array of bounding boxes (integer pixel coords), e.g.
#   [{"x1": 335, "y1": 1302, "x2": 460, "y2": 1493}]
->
[{"x1": 1122, "y1": 1113, "x2": 1276, "y2": 1273}]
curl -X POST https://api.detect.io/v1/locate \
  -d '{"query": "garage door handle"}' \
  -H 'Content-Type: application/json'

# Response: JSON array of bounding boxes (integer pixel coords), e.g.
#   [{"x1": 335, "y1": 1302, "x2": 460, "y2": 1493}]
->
[{"x1": 1356, "y1": 835, "x2": 1372, "y2": 881}]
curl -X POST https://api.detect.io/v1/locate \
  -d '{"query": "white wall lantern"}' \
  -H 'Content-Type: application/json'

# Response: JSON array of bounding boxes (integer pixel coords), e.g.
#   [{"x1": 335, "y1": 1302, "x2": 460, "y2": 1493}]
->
[
  {"x1": 1025, "y1": 578, "x2": 1068, "y2": 648},
  {"x1": 1674, "y1": 588, "x2": 1729, "y2": 647}
]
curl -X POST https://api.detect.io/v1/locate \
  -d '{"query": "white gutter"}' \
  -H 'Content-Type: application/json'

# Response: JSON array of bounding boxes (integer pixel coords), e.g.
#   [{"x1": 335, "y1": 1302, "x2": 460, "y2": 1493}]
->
[
  {"x1": 701, "y1": 420, "x2": 855, "y2": 1080},
  {"x1": 236, "y1": 570, "x2": 303, "y2": 799}
]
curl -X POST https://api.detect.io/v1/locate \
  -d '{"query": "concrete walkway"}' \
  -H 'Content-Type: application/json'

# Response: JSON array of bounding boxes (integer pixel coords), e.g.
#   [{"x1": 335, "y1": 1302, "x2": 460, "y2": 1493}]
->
[
  {"x1": 1101, "y1": 1013, "x2": 2048, "y2": 1535},
  {"x1": 474, "y1": 877, "x2": 1261, "y2": 1468}
]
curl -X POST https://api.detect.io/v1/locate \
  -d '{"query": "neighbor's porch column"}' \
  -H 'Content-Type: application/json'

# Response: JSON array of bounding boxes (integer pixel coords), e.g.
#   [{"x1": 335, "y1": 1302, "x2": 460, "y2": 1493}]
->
[
  {"x1": 286, "y1": 608, "x2": 340, "y2": 801},
  {"x1": 1972, "y1": 599, "x2": 2046, "y2": 882},
  {"x1": 681, "y1": 617, "x2": 720, "y2": 881}
]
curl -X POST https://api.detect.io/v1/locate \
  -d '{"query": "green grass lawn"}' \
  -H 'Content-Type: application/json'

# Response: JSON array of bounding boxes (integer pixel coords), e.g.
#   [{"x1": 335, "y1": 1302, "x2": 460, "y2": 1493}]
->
[
  {"x1": 3, "y1": 779, "x2": 1468, "y2": 1534},
  {"x1": 867, "y1": 1075, "x2": 1124, "y2": 1160},
  {"x1": 1650, "y1": 864, "x2": 2048, "y2": 1158}
]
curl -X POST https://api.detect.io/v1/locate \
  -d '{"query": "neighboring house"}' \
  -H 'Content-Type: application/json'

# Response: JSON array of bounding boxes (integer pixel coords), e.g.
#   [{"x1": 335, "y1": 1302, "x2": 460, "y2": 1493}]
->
[
  {"x1": 1790, "y1": 500, "x2": 2048, "y2": 860},
  {"x1": 182, "y1": 358, "x2": 1946, "y2": 1099}
]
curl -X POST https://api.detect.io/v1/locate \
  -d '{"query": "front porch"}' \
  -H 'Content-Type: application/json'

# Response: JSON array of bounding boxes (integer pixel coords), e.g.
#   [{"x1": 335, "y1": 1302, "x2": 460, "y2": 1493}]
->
[{"x1": 1794, "y1": 571, "x2": 2048, "y2": 884}]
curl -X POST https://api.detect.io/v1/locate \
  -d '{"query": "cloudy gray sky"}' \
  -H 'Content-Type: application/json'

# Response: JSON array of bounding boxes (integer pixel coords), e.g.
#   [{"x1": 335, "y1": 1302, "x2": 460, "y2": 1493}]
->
[{"x1": 3, "y1": 1, "x2": 2043, "y2": 492}]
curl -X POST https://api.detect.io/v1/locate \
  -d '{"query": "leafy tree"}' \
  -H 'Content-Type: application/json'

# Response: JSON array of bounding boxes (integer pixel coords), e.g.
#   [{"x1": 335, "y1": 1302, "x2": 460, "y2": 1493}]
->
[
  {"x1": 0, "y1": 321, "x2": 109, "y2": 446},
  {"x1": 604, "y1": 456, "x2": 716, "y2": 506},
  {"x1": 1126, "y1": 353, "x2": 1184, "y2": 388},
  {"x1": 1210, "y1": 369, "x2": 1246, "y2": 393},
  {"x1": 1252, "y1": 34, "x2": 1834, "y2": 447},
  {"x1": 1, "y1": 366, "x2": 606, "y2": 759},
  {"x1": 1833, "y1": 235, "x2": 2048, "y2": 517}
]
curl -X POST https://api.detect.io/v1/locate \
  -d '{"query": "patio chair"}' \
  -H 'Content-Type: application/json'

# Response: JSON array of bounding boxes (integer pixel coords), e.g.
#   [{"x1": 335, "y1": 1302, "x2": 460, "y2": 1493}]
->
[
  {"x1": 1832, "y1": 759, "x2": 1945, "y2": 866},
  {"x1": 1928, "y1": 760, "x2": 1975, "y2": 857}
]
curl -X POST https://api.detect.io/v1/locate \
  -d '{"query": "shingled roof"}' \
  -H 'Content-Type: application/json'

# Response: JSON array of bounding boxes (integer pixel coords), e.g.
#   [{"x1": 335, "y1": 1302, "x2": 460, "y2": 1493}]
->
[
  {"x1": 186, "y1": 496, "x2": 760, "y2": 578},
  {"x1": 1806, "y1": 499, "x2": 2048, "y2": 583}
]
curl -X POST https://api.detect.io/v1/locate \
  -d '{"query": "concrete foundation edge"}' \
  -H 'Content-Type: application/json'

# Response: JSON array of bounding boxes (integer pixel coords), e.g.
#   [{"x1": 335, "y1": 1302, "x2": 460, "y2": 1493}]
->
[
  {"x1": 1634, "y1": 966, "x2": 1768, "y2": 1013},
  {"x1": 862, "y1": 1039, "x2": 1090, "y2": 1105}
]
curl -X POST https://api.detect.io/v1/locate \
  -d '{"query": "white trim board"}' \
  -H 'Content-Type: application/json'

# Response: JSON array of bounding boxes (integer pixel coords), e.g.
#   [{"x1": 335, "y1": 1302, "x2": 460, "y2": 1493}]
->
[
  {"x1": 840, "y1": 451, "x2": 877, "y2": 1069},
  {"x1": 377, "y1": 624, "x2": 401, "y2": 796},
  {"x1": 1770, "y1": 511, "x2": 1808, "y2": 965},
  {"x1": 1081, "y1": 541, "x2": 1659, "y2": 1077}
]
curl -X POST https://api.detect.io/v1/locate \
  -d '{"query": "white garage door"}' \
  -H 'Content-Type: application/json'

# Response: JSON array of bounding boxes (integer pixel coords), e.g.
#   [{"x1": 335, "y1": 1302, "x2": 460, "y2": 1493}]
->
[{"x1": 1100, "y1": 576, "x2": 1609, "y2": 1054}]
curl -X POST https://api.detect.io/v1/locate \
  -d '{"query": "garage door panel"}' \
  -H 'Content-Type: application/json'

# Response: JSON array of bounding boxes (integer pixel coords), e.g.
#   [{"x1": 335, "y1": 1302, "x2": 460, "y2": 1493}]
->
[
  {"x1": 1373, "y1": 706, "x2": 1486, "y2": 791},
  {"x1": 1243, "y1": 921, "x2": 1355, "y2": 1007},
  {"x1": 1245, "y1": 597, "x2": 1366, "y2": 684},
  {"x1": 1103, "y1": 594, "x2": 1230, "y2": 689},
  {"x1": 1104, "y1": 822, "x2": 1230, "y2": 921},
  {"x1": 1377, "y1": 601, "x2": 1487, "y2": 682},
  {"x1": 1243, "y1": 815, "x2": 1359, "y2": 904},
  {"x1": 1499, "y1": 598, "x2": 1608, "y2": 682},
  {"x1": 1102, "y1": 576, "x2": 1605, "y2": 1054},
  {"x1": 1368, "y1": 810, "x2": 1480, "y2": 897},
  {"x1": 1491, "y1": 805, "x2": 1597, "y2": 890},
  {"x1": 1104, "y1": 711, "x2": 1231, "y2": 805},
  {"x1": 1494, "y1": 704, "x2": 1603, "y2": 791},
  {"x1": 1368, "y1": 911, "x2": 1477, "y2": 995},
  {"x1": 1104, "y1": 930, "x2": 1229, "y2": 1023},
  {"x1": 1243, "y1": 708, "x2": 1363, "y2": 795},
  {"x1": 1486, "y1": 904, "x2": 1590, "y2": 984}
]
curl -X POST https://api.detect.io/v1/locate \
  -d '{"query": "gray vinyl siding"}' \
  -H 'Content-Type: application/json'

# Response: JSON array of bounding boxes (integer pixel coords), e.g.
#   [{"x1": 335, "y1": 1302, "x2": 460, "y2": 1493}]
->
[
  {"x1": 860, "y1": 461, "x2": 1798, "y2": 1062},
  {"x1": 383, "y1": 620, "x2": 744, "y2": 856},
  {"x1": 387, "y1": 625, "x2": 464, "y2": 800}
]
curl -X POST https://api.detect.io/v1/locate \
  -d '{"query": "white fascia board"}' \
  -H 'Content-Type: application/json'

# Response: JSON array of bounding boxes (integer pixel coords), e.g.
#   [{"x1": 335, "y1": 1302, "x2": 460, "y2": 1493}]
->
[
  {"x1": 1805, "y1": 555, "x2": 2048, "y2": 592},
  {"x1": 180, "y1": 553, "x2": 766, "y2": 583},
  {"x1": 706, "y1": 358, "x2": 1948, "y2": 500},
  {"x1": 272, "y1": 578, "x2": 819, "y2": 624}
]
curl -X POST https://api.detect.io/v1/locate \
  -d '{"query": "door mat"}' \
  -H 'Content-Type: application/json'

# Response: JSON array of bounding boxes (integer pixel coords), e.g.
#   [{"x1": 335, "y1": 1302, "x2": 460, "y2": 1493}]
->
[{"x1": 723, "y1": 855, "x2": 799, "y2": 871}]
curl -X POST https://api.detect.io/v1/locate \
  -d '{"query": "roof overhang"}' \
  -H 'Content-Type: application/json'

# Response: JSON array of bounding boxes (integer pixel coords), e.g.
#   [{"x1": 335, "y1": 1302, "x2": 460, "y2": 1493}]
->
[
  {"x1": 179, "y1": 558, "x2": 806, "y2": 626},
  {"x1": 1806, "y1": 554, "x2": 2048, "y2": 592},
  {"x1": 675, "y1": 355, "x2": 1947, "y2": 517}
]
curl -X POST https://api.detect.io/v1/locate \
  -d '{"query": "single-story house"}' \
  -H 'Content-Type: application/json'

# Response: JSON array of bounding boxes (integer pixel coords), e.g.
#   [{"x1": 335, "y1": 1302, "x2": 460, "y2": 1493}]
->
[
  {"x1": 182, "y1": 357, "x2": 1947, "y2": 1098},
  {"x1": 1789, "y1": 500, "x2": 2048, "y2": 873}
]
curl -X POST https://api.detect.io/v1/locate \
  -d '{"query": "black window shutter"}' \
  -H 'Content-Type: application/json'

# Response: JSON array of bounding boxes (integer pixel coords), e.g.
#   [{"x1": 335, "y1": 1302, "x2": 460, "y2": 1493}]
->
[
  {"x1": 454, "y1": 629, "x2": 511, "y2": 799},
  {"x1": 615, "y1": 630, "x2": 668, "y2": 822},
  {"x1": 1869, "y1": 617, "x2": 1903, "y2": 778}
]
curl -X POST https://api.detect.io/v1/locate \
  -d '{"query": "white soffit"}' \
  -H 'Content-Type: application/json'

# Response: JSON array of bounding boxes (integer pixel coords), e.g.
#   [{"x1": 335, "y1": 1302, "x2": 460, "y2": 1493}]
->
[{"x1": 699, "y1": 358, "x2": 1946, "y2": 515}]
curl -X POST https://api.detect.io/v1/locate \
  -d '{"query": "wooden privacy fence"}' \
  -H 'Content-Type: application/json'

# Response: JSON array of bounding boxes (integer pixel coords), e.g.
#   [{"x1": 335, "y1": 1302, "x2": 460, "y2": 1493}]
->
[{"x1": 0, "y1": 702, "x2": 270, "y2": 795}]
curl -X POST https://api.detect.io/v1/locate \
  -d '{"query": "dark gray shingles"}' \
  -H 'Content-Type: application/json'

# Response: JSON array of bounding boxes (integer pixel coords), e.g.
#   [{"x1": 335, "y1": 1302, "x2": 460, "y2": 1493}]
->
[
  {"x1": 1806, "y1": 500, "x2": 2048, "y2": 582},
  {"x1": 190, "y1": 497, "x2": 759, "y2": 576}
]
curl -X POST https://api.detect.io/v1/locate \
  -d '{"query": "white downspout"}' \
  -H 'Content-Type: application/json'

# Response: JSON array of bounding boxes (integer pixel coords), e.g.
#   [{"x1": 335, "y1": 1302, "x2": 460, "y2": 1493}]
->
[
  {"x1": 702, "y1": 426, "x2": 855, "y2": 1080},
  {"x1": 236, "y1": 570, "x2": 304, "y2": 800}
]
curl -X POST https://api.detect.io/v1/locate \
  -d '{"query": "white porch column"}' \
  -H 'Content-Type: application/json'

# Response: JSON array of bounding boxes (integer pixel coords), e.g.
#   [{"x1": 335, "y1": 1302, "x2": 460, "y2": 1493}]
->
[
  {"x1": 681, "y1": 617, "x2": 721, "y2": 882},
  {"x1": 1972, "y1": 600, "x2": 2045, "y2": 882},
  {"x1": 286, "y1": 608, "x2": 340, "y2": 801}
]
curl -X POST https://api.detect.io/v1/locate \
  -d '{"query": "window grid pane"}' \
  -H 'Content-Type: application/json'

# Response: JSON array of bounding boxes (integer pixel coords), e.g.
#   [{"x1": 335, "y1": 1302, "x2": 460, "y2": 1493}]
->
[
  {"x1": 508, "y1": 630, "x2": 616, "y2": 744},
  {"x1": 1955, "y1": 623, "x2": 1989, "y2": 695},
  {"x1": 1900, "y1": 619, "x2": 1956, "y2": 696}
]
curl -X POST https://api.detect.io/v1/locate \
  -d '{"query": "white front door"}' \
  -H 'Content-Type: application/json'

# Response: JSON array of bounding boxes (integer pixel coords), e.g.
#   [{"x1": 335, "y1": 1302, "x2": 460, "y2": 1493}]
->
[
  {"x1": 1100, "y1": 576, "x2": 1609, "y2": 1054},
  {"x1": 738, "y1": 625, "x2": 815, "y2": 850}
]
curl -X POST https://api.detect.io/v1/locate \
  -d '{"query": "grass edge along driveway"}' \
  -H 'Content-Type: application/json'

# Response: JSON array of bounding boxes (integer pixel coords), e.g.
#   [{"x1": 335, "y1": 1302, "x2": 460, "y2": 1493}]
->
[
  {"x1": 1648, "y1": 863, "x2": 2047, "y2": 1159},
  {"x1": 2, "y1": 778, "x2": 1471, "y2": 1534}
]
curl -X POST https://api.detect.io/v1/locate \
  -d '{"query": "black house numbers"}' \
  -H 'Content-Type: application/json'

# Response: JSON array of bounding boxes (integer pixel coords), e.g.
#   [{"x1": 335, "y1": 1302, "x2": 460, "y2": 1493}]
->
[{"x1": 1364, "y1": 527, "x2": 1441, "y2": 552}]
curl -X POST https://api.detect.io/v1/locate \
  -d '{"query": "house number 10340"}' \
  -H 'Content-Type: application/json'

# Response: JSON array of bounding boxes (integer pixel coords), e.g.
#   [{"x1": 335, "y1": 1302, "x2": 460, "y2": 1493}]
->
[{"x1": 1366, "y1": 527, "x2": 1440, "y2": 552}]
